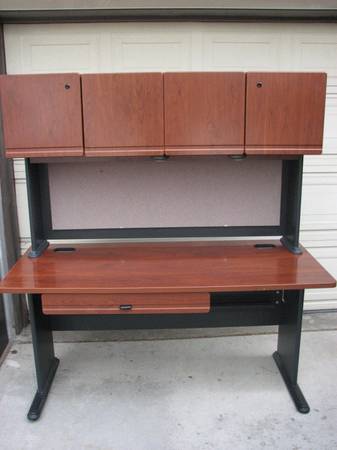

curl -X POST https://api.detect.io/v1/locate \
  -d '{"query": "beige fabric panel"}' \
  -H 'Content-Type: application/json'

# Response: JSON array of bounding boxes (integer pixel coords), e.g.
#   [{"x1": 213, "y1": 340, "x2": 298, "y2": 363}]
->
[{"x1": 48, "y1": 157, "x2": 282, "y2": 230}]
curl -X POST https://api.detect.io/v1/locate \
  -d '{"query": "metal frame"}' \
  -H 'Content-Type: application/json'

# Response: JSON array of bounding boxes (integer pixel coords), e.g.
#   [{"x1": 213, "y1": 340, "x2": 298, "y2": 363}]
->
[
  {"x1": 27, "y1": 294, "x2": 59, "y2": 421},
  {"x1": 27, "y1": 289, "x2": 309, "y2": 420},
  {"x1": 25, "y1": 157, "x2": 303, "y2": 256},
  {"x1": 273, "y1": 290, "x2": 309, "y2": 414}
]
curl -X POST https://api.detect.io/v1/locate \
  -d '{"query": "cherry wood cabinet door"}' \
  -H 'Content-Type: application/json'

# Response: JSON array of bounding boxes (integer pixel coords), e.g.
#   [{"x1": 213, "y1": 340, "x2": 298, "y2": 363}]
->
[
  {"x1": 0, "y1": 74, "x2": 83, "y2": 157},
  {"x1": 164, "y1": 72, "x2": 245, "y2": 155},
  {"x1": 81, "y1": 73, "x2": 164, "y2": 156},
  {"x1": 245, "y1": 72, "x2": 327, "y2": 155}
]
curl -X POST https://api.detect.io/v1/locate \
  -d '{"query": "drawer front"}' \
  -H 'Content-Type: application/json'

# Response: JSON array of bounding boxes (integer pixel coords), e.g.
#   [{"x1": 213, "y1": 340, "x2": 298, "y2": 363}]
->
[{"x1": 41, "y1": 293, "x2": 210, "y2": 315}]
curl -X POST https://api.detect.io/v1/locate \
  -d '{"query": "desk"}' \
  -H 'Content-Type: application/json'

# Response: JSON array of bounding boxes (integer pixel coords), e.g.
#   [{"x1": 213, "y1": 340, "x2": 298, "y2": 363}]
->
[{"x1": 0, "y1": 71, "x2": 335, "y2": 421}]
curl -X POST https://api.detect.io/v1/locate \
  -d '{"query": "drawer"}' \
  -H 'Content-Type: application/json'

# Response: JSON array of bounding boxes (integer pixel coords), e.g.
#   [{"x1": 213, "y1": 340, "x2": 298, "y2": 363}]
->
[{"x1": 41, "y1": 293, "x2": 210, "y2": 315}]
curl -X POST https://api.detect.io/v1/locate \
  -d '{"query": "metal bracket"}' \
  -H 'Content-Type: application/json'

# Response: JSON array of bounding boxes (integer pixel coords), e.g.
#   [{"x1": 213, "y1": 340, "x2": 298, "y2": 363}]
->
[
  {"x1": 28, "y1": 240, "x2": 49, "y2": 258},
  {"x1": 280, "y1": 236, "x2": 302, "y2": 255}
]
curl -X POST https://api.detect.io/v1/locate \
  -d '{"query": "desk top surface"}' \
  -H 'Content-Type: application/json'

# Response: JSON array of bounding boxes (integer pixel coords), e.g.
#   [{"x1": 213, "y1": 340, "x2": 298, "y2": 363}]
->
[{"x1": 0, "y1": 241, "x2": 335, "y2": 294}]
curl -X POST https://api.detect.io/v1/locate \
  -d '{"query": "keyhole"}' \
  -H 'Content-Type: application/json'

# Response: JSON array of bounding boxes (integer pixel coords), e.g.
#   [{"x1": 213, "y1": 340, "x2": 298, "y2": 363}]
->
[{"x1": 64, "y1": 84, "x2": 70, "y2": 90}]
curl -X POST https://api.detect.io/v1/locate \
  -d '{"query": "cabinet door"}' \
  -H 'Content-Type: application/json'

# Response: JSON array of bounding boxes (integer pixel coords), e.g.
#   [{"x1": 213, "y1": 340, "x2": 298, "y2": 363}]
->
[
  {"x1": 82, "y1": 73, "x2": 164, "y2": 156},
  {"x1": 0, "y1": 74, "x2": 83, "y2": 157},
  {"x1": 245, "y1": 73, "x2": 327, "y2": 154},
  {"x1": 164, "y1": 72, "x2": 245, "y2": 155}
]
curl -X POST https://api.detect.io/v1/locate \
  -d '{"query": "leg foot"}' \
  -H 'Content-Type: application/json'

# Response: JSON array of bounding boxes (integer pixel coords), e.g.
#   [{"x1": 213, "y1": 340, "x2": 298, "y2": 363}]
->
[
  {"x1": 280, "y1": 236, "x2": 302, "y2": 255},
  {"x1": 28, "y1": 240, "x2": 49, "y2": 258},
  {"x1": 273, "y1": 351, "x2": 309, "y2": 414},
  {"x1": 27, "y1": 357, "x2": 59, "y2": 421}
]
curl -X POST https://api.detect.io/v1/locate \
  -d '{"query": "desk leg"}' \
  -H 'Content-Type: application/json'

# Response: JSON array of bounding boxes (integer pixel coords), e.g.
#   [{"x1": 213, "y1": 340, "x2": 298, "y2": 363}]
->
[
  {"x1": 273, "y1": 290, "x2": 310, "y2": 414},
  {"x1": 27, "y1": 294, "x2": 59, "y2": 421}
]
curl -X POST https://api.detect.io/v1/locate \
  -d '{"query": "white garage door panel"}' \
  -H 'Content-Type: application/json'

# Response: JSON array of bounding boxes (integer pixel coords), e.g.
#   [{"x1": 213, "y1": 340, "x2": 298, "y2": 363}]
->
[
  {"x1": 111, "y1": 33, "x2": 192, "y2": 71},
  {"x1": 320, "y1": 97, "x2": 337, "y2": 155},
  {"x1": 4, "y1": 22, "x2": 337, "y2": 310},
  {"x1": 302, "y1": 230, "x2": 337, "y2": 248},
  {"x1": 201, "y1": 29, "x2": 283, "y2": 70},
  {"x1": 301, "y1": 175, "x2": 337, "y2": 230},
  {"x1": 4, "y1": 26, "x2": 103, "y2": 73}
]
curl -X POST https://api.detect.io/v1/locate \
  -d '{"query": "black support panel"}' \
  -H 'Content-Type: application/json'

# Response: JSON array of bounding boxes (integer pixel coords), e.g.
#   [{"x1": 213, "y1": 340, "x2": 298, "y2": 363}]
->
[
  {"x1": 280, "y1": 157, "x2": 304, "y2": 254},
  {"x1": 25, "y1": 160, "x2": 49, "y2": 257},
  {"x1": 273, "y1": 290, "x2": 309, "y2": 414},
  {"x1": 27, "y1": 294, "x2": 59, "y2": 421}
]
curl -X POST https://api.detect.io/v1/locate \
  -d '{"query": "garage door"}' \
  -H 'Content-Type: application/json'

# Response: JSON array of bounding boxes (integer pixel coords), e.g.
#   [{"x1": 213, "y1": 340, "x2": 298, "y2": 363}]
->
[{"x1": 4, "y1": 22, "x2": 337, "y2": 310}]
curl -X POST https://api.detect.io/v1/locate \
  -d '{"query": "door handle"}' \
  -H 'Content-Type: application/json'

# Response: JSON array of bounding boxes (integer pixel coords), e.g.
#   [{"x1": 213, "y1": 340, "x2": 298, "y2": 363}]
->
[{"x1": 119, "y1": 304, "x2": 133, "y2": 311}]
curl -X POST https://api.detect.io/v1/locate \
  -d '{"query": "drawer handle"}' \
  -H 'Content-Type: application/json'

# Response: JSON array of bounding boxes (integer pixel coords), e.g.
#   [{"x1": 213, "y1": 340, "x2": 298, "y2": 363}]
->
[
  {"x1": 119, "y1": 304, "x2": 133, "y2": 311},
  {"x1": 256, "y1": 82, "x2": 263, "y2": 88}
]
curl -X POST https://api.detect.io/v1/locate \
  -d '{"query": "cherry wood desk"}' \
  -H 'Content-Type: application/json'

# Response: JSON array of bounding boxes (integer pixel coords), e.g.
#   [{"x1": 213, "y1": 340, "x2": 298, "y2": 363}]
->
[{"x1": 0, "y1": 71, "x2": 335, "y2": 421}]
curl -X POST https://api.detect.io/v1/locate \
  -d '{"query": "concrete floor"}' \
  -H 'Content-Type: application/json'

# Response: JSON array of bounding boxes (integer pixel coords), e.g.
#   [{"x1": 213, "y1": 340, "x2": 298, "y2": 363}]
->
[{"x1": 0, "y1": 329, "x2": 337, "y2": 450}]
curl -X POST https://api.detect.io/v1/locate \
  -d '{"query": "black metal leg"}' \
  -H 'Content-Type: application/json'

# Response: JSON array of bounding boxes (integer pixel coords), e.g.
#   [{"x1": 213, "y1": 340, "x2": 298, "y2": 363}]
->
[
  {"x1": 273, "y1": 290, "x2": 310, "y2": 414},
  {"x1": 27, "y1": 294, "x2": 59, "y2": 421}
]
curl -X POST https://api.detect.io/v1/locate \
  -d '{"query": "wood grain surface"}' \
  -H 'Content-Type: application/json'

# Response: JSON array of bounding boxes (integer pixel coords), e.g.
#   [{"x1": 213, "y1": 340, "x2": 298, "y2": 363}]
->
[
  {"x1": 0, "y1": 73, "x2": 83, "y2": 156},
  {"x1": 164, "y1": 72, "x2": 245, "y2": 151},
  {"x1": 5, "y1": 147, "x2": 84, "y2": 158},
  {"x1": 0, "y1": 71, "x2": 327, "y2": 158},
  {"x1": 245, "y1": 72, "x2": 326, "y2": 152},
  {"x1": 82, "y1": 73, "x2": 164, "y2": 155},
  {"x1": 42, "y1": 292, "x2": 210, "y2": 315},
  {"x1": 245, "y1": 146, "x2": 322, "y2": 155},
  {"x1": 164, "y1": 146, "x2": 243, "y2": 156},
  {"x1": 0, "y1": 241, "x2": 335, "y2": 294}
]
